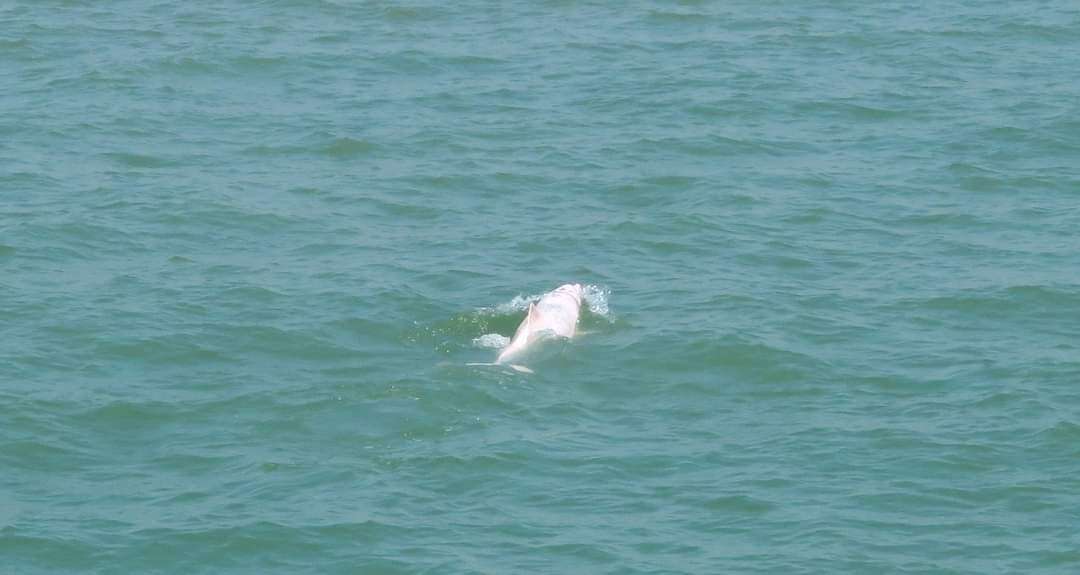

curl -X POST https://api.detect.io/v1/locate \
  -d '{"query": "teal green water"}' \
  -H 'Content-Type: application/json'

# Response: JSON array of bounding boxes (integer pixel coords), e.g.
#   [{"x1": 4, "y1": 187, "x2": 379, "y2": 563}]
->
[{"x1": 4, "y1": 1, "x2": 1080, "y2": 573}]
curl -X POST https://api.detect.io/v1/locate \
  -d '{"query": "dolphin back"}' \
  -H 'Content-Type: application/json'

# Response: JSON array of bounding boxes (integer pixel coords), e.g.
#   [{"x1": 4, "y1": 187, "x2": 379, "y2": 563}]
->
[{"x1": 496, "y1": 283, "x2": 584, "y2": 364}]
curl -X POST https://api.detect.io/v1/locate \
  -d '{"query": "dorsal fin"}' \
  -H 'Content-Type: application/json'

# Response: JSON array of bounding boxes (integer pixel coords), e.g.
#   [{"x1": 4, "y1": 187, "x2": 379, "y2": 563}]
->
[{"x1": 510, "y1": 302, "x2": 538, "y2": 342}]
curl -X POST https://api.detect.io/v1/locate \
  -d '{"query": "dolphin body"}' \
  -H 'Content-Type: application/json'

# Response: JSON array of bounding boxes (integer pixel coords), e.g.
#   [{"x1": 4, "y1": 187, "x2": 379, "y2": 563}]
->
[{"x1": 495, "y1": 283, "x2": 585, "y2": 368}]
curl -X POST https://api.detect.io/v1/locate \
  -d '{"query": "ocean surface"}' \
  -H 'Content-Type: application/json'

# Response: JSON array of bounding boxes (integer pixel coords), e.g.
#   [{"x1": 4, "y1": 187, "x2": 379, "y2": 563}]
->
[{"x1": 3, "y1": 1, "x2": 1080, "y2": 573}]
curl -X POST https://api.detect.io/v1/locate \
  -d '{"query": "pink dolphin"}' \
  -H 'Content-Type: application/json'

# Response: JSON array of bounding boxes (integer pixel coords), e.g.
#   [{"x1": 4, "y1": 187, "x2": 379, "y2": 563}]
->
[{"x1": 496, "y1": 283, "x2": 585, "y2": 366}]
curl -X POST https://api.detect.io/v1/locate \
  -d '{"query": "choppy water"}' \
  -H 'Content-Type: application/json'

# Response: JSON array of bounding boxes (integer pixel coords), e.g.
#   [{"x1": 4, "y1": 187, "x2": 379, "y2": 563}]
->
[{"x1": 4, "y1": 1, "x2": 1080, "y2": 573}]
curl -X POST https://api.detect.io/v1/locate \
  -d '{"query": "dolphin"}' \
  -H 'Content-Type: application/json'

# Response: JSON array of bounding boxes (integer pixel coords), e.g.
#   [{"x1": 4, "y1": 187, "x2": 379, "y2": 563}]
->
[{"x1": 495, "y1": 283, "x2": 585, "y2": 369}]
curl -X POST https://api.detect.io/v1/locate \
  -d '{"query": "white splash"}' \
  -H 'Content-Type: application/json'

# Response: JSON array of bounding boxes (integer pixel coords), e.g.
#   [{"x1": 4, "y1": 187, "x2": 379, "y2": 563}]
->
[
  {"x1": 472, "y1": 333, "x2": 510, "y2": 349},
  {"x1": 490, "y1": 284, "x2": 610, "y2": 317},
  {"x1": 493, "y1": 293, "x2": 543, "y2": 314},
  {"x1": 583, "y1": 284, "x2": 610, "y2": 316}
]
